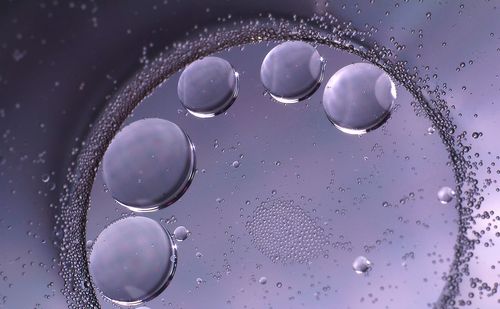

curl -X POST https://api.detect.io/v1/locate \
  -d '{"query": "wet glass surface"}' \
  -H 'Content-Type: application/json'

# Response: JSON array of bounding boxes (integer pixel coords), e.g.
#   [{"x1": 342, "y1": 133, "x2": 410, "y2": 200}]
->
[{"x1": 1, "y1": 1, "x2": 499, "y2": 308}]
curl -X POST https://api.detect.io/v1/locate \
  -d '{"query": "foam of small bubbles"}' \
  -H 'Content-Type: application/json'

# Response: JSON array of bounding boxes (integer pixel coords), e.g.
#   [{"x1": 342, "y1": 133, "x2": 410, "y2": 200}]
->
[{"x1": 246, "y1": 199, "x2": 329, "y2": 264}]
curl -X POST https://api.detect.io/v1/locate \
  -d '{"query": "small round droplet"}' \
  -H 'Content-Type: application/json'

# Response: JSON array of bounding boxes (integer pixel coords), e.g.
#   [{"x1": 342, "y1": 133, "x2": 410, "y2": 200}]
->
[
  {"x1": 437, "y1": 186, "x2": 455, "y2": 204},
  {"x1": 103, "y1": 118, "x2": 196, "y2": 212},
  {"x1": 352, "y1": 256, "x2": 372, "y2": 275},
  {"x1": 323, "y1": 63, "x2": 396, "y2": 134},
  {"x1": 258, "y1": 276, "x2": 268, "y2": 285},
  {"x1": 89, "y1": 217, "x2": 177, "y2": 306},
  {"x1": 260, "y1": 41, "x2": 325, "y2": 103},
  {"x1": 173, "y1": 225, "x2": 189, "y2": 242},
  {"x1": 41, "y1": 174, "x2": 50, "y2": 183},
  {"x1": 85, "y1": 240, "x2": 94, "y2": 250},
  {"x1": 178, "y1": 56, "x2": 239, "y2": 118}
]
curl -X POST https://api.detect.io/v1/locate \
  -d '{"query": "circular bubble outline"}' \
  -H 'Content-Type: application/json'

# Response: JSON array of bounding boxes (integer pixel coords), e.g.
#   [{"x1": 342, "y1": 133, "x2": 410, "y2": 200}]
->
[
  {"x1": 59, "y1": 16, "x2": 471, "y2": 308},
  {"x1": 178, "y1": 56, "x2": 240, "y2": 118},
  {"x1": 89, "y1": 216, "x2": 178, "y2": 306},
  {"x1": 102, "y1": 118, "x2": 197, "y2": 212}
]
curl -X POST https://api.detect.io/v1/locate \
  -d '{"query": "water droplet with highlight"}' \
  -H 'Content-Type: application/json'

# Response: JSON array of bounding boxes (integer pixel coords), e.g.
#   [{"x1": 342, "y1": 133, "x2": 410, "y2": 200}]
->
[
  {"x1": 177, "y1": 56, "x2": 239, "y2": 118},
  {"x1": 89, "y1": 216, "x2": 177, "y2": 306},
  {"x1": 85, "y1": 240, "x2": 94, "y2": 250},
  {"x1": 322, "y1": 63, "x2": 396, "y2": 134},
  {"x1": 260, "y1": 41, "x2": 325, "y2": 103},
  {"x1": 173, "y1": 225, "x2": 189, "y2": 242},
  {"x1": 437, "y1": 186, "x2": 455, "y2": 204},
  {"x1": 103, "y1": 118, "x2": 196, "y2": 212},
  {"x1": 352, "y1": 256, "x2": 372, "y2": 275}
]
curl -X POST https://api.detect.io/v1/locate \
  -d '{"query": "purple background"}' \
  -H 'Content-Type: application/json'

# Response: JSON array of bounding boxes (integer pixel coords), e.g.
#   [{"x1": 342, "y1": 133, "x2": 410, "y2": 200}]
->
[{"x1": 0, "y1": 1, "x2": 499, "y2": 308}]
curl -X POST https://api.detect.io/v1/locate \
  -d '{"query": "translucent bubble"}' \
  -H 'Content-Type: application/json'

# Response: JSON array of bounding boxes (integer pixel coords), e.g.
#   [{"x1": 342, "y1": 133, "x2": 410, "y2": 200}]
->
[
  {"x1": 89, "y1": 217, "x2": 177, "y2": 306},
  {"x1": 437, "y1": 186, "x2": 455, "y2": 204},
  {"x1": 85, "y1": 240, "x2": 94, "y2": 250},
  {"x1": 352, "y1": 256, "x2": 372, "y2": 275},
  {"x1": 258, "y1": 276, "x2": 267, "y2": 285},
  {"x1": 103, "y1": 118, "x2": 196, "y2": 212},
  {"x1": 260, "y1": 41, "x2": 325, "y2": 103},
  {"x1": 177, "y1": 56, "x2": 239, "y2": 118},
  {"x1": 173, "y1": 225, "x2": 189, "y2": 242},
  {"x1": 322, "y1": 63, "x2": 397, "y2": 134}
]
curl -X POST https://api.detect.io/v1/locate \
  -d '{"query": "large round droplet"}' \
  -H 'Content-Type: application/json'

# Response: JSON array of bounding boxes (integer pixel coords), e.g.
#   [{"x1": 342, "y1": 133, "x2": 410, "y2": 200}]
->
[
  {"x1": 322, "y1": 62, "x2": 397, "y2": 134},
  {"x1": 89, "y1": 217, "x2": 177, "y2": 306},
  {"x1": 260, "y1": 41, "x2": 325, "y2": 103},
  {"x1": 352, "y1": 256, "x2": 372, "y2": 275},
  {"x1": 177, "y1": 56, "x2": 239, "y2": 118},
  {"x1": 437, "y1": 186, "x2": 455, "y2": 204},
  {"x1": 103, "y1": 118, "x2": 195, "y2": 212}
]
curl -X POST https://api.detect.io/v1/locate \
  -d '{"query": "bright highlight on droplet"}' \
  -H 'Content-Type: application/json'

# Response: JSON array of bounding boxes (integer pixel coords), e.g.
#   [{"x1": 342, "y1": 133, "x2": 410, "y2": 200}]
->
[
  {"x1": 102, "y1": 118, "x2": 196, "y2": 212},
  {"x1": 89, "y1": 217, "x2": 177, "y2": 306},
  {"x1": 352, "y1": 255, "x2": 372, "y2": 275},
  {"x1": 177, "y1": 56, "x2": 239, "y2": 118},
  {"x1": 260, "y1": 41, "x2": 325, "y2": 103},
  {"x1": 322, "y1": 62, "x2": 397, "y2": 134},
  {"x1": 437, "y1": 186, "x2": 455, "y2": 204}
]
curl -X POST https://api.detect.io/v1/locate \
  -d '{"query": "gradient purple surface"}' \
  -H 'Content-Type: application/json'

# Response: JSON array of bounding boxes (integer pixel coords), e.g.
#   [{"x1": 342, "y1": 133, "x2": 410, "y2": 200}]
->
[
  {"x1": 87, "y1": 44, "x2": 456, "y2": 308},
  {"x1": 0, "y1": 1, "x2": 499, "y2": 308}
]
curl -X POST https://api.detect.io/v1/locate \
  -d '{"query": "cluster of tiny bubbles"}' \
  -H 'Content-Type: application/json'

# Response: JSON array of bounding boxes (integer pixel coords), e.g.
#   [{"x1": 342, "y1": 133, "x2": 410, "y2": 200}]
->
[
  {"x1": 322, "y1": 62, "x2": 397, "y2": 135},
  {"x1": 437, "y1": 186, "x2": 456, "y2": 205},
  {"x1": 102, "y1": 118, "x2": 196, "y2": 212},
  {"x1": 177, "y1": 56, "x2": 239, "y2": 118},
  {"x1": 89, "y1": 217, "x2": 177, "y2": 306},
  {"x1": 352, "y1": 256, "x2": 372, "y2": 275},
  {"x1": 260, "y1": 41, "x2": 325, "y2": 103},
  {"x1": 245, "y1": 199, "x2": 329, "y2": 264},
  {"x1": 56, "y1": 11, "x2": 483, "y2": 308},
  {"x1": 173, "y1": 225, "x2": 190, "y2": 242}
]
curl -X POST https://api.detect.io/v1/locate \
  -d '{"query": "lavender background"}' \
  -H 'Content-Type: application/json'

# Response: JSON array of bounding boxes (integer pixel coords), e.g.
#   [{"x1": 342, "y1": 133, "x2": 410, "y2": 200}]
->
[{"x1": 0, "y1": 1, "x2": 499, "y2": 308}]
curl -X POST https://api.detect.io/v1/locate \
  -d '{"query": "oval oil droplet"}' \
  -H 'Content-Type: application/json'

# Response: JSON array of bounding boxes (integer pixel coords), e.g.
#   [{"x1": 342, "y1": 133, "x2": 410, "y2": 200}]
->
[
  {"x1": 323, "y1": 63, "x2": 396, "y2": 134},
  {"x1": 178, "y1": 56, "x2": 239, "y2": 118},
  {"x1": 260, "y1": 41, "x2": 325, "y2": 103},
  {"x1": 103, "y1": 118, "x2": 196, "y2": 212},
  {"x1": 89, "y1": 216, "x2": 177, "y2": 306}
]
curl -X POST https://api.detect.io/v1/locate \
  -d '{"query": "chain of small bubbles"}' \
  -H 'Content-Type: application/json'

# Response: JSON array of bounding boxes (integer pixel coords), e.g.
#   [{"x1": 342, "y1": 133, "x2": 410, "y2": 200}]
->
[{"x1": 57, "y1": 12, "x2": 478, "y2": 308}]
